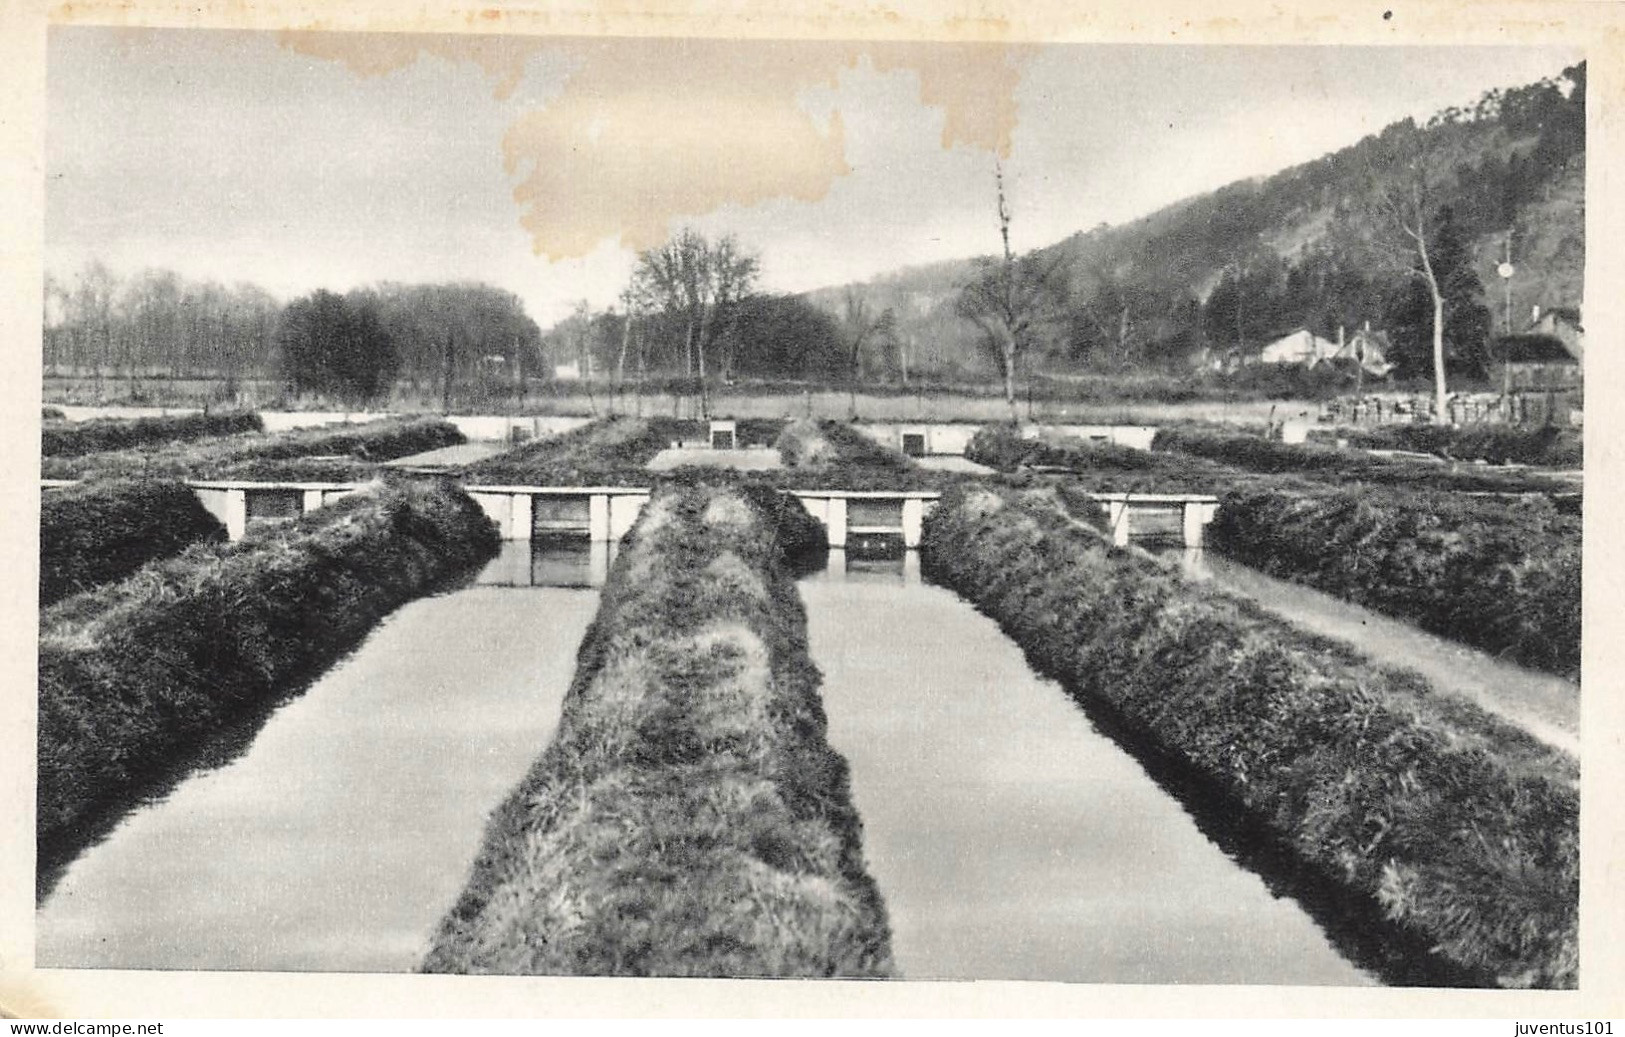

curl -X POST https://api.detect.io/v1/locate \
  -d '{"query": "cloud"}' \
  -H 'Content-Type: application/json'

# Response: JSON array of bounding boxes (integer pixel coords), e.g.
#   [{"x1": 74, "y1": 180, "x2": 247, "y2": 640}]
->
[{"x1": 279, "y1": 32, "x2": 1028, "y2": 259}]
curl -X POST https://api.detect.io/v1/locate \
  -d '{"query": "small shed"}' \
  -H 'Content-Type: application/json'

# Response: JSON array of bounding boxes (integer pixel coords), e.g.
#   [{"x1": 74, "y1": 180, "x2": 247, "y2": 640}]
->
[
  {"x1": 1489, "y1": 334, "x2": 1581, "y2": 391},
  {"x1": 708, "y1": 419, "x2": 737, "y2": 450}
]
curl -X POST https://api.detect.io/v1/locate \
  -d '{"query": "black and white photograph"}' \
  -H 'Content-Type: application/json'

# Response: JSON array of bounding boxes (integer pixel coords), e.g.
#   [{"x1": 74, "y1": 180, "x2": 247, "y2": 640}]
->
[{"x1": 3, "y1": 0, "x2": 1617, "y2": 1020}]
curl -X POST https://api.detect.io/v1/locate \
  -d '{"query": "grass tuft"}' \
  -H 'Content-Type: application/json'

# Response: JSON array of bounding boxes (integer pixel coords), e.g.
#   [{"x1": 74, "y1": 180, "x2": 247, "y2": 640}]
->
[{"x1": 40, "y1": 478, "x2": 226, "y2": 605}]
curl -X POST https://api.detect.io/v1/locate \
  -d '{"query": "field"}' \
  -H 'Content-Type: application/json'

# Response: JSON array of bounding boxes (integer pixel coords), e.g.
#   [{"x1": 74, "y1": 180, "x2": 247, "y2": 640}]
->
[
  {"x1": 1152, "y1": 425, "x2": 1579, "y2": 495},
  {"x1": 43, "y1": 372, "x2": 1322, "y2": 427},
  {"x1": 1340, "y1": 424, "x2": 1583, "y2": 468},
  {"x1": 42, "y1": 411, "x2": 263, "y2": 458},
  {"x1": 462, "y1": 415, "x2": 948, "y2": 493}
]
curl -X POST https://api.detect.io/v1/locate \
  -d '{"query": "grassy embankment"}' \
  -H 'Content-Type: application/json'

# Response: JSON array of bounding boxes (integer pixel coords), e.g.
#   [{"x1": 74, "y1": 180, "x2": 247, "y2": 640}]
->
[
  {"x1": 922, "y1": 485, "x2": 1577, "y2": 988},
  {"x1": 770, "y1": 419, "x2": 944, "y2": 492},
  {"x1": 41, "y1": 411, "x2": 263, "y2": 457},
  {"x1": 969, "y1": 424, "x2": 1581, "y2": 679},
  {"x1": 966, "y1": 424, "x2": 1258, "y2": 495},
  {"x1": 460, "y1": 416, "x2": 672, "y2": 485},
  {"x1": 1208, "y1": 486, "x2": 1580, "y2": 680},
  {"x1": 42, "y1": 416, "x2": 464, "y2": 482},
  {"x1": 423, "y1": 482, "x2": 893, "y2": 977},
  {"x1": 465, "y1": 415, "x2": 941, "y2": 494},
  {"x1": 1340, "y1": 424, "x2": 1582, "y2": 469},
  {"x1": 40, "y1": 479, "x2": 226, "y2": 606},
  {"x1": 1151, "y1": 425, "x2": 1577, "y2": 495},
  {"x1": 37, "y1": 478, "x2": 499, "y2": 890}
]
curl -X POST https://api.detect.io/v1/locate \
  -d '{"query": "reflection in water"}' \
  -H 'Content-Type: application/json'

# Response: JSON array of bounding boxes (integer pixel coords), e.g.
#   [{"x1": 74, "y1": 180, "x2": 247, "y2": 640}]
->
[
  {"x1": 801, "y1": 554, "x2": 1376, "y2": 986},
  {"x1": 810, "y1": 546, "x2": 921, "y2": 586},
  {"x1": 37, "y1": 545, "x2": 601, "y2": 972},
  {"x1": 476, "y1": 536, "x2": 616, "y2": 588}
]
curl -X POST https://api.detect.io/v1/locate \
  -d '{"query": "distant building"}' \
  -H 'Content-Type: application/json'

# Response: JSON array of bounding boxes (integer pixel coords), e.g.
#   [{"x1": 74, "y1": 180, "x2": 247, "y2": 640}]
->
[
  {"x1": 552, "y1": 361, "x2": 582, "y2": 381},
  {"x1": 1258, "y1": 329, "x2": 1341, "y2": 367},
  {"x1": 1489, "y1": 333, "x2": 1580, "y2": 391},
  {"x1": 1489, "y1": 328, "x2": 1582, "y2": 427},
  {"x1": 1334, "y1": 327, "x2": 1395, "y2": 376},
  {"x1": 1256, "y1": 326, "x2": 1392, "y2": 376},
  {"x1": 1528, "y1": 305, "x2": 1584, "y2": 359}
]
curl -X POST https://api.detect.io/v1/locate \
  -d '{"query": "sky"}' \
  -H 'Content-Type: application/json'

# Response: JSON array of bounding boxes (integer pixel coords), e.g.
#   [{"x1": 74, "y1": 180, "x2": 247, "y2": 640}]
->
[{"x1": 44, "y1": 28, "x2": 1582, "y2": 328}]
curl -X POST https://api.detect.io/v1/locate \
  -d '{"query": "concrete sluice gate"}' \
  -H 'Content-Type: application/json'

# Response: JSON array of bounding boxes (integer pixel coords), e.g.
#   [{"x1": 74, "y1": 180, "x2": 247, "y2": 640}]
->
[
  {"x1": 160, "y1": 481, "x2": 1227, "y2": 549},
  {"x1": 191, "y1": 482, "x2": 359, "y2": 539},
  {"x1": 466, "y1": 486, "x2": 939, "y2": 549}
]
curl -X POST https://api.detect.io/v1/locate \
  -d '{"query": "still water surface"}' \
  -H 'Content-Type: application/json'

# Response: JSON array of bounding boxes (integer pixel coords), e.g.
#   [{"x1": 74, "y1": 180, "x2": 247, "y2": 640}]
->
[
  {"x1": 36, "y1": 542, "x2": 600, "y2": 972},
  {"x1": 41, "y1": 539, "x2": 1384, "y2": 982},
  {"x1": 802, "y1": 549, "x2": 1375, "y2": 985}
]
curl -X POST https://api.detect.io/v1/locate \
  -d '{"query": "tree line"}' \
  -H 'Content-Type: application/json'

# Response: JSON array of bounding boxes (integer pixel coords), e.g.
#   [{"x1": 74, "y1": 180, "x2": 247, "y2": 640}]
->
[{"x1": 44, "y1": 266, "x2": 543, "y2": 406}]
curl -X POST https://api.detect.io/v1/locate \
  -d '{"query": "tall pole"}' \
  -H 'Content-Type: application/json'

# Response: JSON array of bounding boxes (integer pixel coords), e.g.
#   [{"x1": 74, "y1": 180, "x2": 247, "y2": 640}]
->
[{"x1": 1504, "y1": 233, "x2": 1513, "y2": 334}]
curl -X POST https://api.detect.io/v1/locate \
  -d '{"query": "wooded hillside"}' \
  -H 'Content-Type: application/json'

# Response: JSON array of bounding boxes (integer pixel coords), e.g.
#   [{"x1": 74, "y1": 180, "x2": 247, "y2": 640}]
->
[{"x1": 807, "y1": 61, "x2": 1585, "y2": 384}]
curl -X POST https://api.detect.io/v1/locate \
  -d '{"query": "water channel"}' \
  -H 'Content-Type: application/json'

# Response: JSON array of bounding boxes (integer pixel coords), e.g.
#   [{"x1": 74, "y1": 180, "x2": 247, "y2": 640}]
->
[
  {"x1": 36, "y1": 541, "x2": 601, "y2": 972},
  {"x1": 800, "y1": 548, "x2": 1375, "y2": 985},
  {"x1": 42, "y1": 539, "x2": 1388, "y2": 983}
]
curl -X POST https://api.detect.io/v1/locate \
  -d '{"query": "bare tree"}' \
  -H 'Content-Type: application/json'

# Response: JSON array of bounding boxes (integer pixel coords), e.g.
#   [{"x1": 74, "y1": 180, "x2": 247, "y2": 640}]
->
[
  {"x1": 633, "y1": 229, "x2": 759, "y2": 418},
  {"x1": 611, "y1": 284, "x2": 653, "y2": 416},
  {"x1": 72, "y1": 261, "x2": 117, "y2": 396},
  {"x1": 1366, "y1": 118, "x2": 1468, "y2": 425},
  {"x1": 706, "y1": 235, "x2": 758, "y2": 386},
  {"x1": 956, "y1": 162, "x2": 1069, "y2": 420}
]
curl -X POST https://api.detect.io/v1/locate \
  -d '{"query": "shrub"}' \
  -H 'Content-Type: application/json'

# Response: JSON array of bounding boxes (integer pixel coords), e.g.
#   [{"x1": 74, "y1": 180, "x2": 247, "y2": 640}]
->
[
  {"x1": 423, "y1": 483, "x2": 891, "y2": 977},
  {"x1": 41, "y1": 411, "x2": 263, "y2": 458},
  {"x1": 921, "y1": 485, "x2": 1577, "y2": 988},
  {"x1": 775, "y1": 419, "x2": 834, "y2": 468},
  {"x1": 37, "y1": 478, "x2": 499, "y2": 882},
  {"x1": 40, "y1": 479, "x2": 226, "y2": 606},
  {"x1": 42, "y1": 406, "x2": 66, "y2": 421},
  {"x1": 1208, "y1": 485, "x2": 1580, "y2": 679}
]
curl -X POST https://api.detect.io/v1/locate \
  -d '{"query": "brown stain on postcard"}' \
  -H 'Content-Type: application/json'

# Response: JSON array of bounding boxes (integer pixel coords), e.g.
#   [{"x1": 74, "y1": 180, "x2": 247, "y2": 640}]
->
[{"x1": 278, "y1": 31, "x2": 1026, "y2": 258}]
